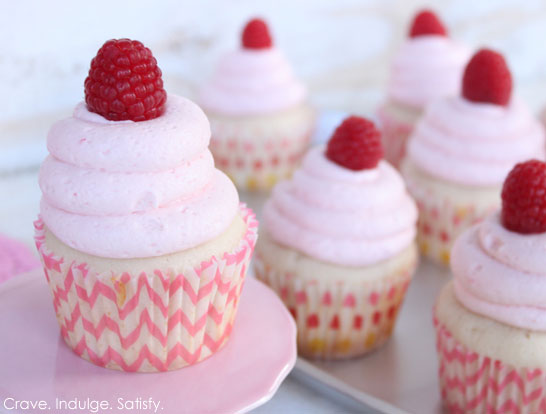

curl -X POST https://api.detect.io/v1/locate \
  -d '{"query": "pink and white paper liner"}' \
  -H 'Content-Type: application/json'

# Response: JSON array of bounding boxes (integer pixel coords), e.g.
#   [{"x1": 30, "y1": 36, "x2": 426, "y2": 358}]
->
[
  {"x1": 406, "y1": 181, "x2": 497, "y2": 267},
  {"x1": 434, "y1": 315, "x2": 546, "y2": 414},
  {"x1": 377, "y1": 106, "x2": 415, "y2": 168},
  {"x1": 209, "y1": 114, "x2": 313, "y2": 191},
  {"x1": 34, "y1": 204, "x2": 258, "y2": 372},
  {"x1": 254, "y1": 250, "x2": 416, "y2": 359}
]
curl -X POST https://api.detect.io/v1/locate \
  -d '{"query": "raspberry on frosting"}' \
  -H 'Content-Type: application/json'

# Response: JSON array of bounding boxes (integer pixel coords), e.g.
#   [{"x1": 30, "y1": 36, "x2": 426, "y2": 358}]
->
[
  {"x1": 84, "y1": 39, "x2": 167, "y2": 122},
  {"x1": 242, "y1": 18, "x2": 273, "y2": 49},
  {"x1": 409, "y1": 9, "x2": 448, "y2": 38},
  {"x1": 462, "y1": 48, "x2": 512, "y2": 106},
  {"x1": 501, "y1": 160, "x2": 546, "y2": 234},
  {"x1": 326, "y1": 116, "x2": 384, "y2": 171}
]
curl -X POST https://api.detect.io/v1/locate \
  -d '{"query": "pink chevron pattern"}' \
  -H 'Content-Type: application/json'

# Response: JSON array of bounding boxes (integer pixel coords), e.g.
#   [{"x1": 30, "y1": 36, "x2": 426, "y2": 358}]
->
[
  {"x1": 404, "y1": 171, "x2": 498, "y2": 266},
  {"x1": 208, "y1": 112, "x2": 313, "y2": 191},
  {"x1": 434, "y1": 315, "x2": 546, "y2": 413},
  {"x1": 34, "y1": 204, "x2": 258, "y2": 372},
  {"x1": 254, "y1": 250, "x2": 416, "y2": 359}
]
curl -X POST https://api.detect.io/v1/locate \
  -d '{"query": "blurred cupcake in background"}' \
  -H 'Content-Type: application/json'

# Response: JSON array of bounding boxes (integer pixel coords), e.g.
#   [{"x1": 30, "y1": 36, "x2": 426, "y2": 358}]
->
[
  {"x1": 377, "y1": 9, "x2": 470, "y2": 167},
  {"x1": 402, "y1": 49, "x2": 545, "y2": 266},
  {"x1": 435, "y1": 160, "x2": 546, "y2": 413},
  {"x1": 199, "y1": 18, "x2": 315, "y2": 191},
  {"x1": 255, "y1": 116, "x2": 418, "y2": 359}
]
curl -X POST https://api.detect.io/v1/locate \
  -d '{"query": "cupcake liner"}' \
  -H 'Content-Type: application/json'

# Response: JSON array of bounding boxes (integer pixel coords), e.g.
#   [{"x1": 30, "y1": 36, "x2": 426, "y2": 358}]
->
[
  {"x1": 254, "y1": 249, "x2": 416, "y2": 359},
  {"x1": 208, "y1": 109, "x2": 314, "y2": 191},
  {"x1": 34, "y1": 205, "x2": 258, "y2": 372},
  {"x1": 377, "y1": 106, "x2": 415, "y2": 168},
  {"x1": 434, "y1": 315, "x2": 546, "y2": 413},
  {"x1": 404, "y1": 170, "x2": 498, "y2": 266}
]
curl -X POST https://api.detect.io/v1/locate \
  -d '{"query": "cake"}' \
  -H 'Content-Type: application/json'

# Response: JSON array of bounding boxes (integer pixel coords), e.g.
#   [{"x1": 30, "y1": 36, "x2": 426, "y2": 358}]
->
[
  {"x1": 435, "y1": 159, "x2": 546, "y2": 413},
  {"x1": 199, "y1": 18, "x2": 315, "y2": 191},
  {"x1": 402, "y1": 48, "x2": 545, "y2": 265},
  {"x1": 34, "y1": 39, "x2": 258, "y2": 372},
  {"x1": 254, "y1": 116, "x2": 418, "y2": 359},
  {"x1": 377, "y1": 9, "x2": 470, "y2": 167}
]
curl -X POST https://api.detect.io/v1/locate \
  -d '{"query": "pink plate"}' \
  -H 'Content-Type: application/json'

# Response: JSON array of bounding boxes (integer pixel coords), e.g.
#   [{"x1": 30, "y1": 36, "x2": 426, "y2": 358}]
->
[{"x1": 0, "y1": 270, "x2": 297, "y2": 414}]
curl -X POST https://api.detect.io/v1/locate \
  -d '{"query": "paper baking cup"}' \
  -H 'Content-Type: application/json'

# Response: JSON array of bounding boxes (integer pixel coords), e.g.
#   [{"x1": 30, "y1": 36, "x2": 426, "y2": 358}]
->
[
  {"x1": 377, "y1": 106, "x2": 414, "y2": 168},
  {"x1": 434, "y1": 315, "x2": 546, "y2": 414},
  {"x1": 34, "y1": 205, "x2": 258, "y2": 372},
  {"x1": 254, "y1": 251, "x2": 416, "y2": 359},
  {"x1": 408, "y1": 185, "x2": 497, "y2": 267},
  {"x1": 209, "y1": 113, "x2": 314, "y2": 192}
]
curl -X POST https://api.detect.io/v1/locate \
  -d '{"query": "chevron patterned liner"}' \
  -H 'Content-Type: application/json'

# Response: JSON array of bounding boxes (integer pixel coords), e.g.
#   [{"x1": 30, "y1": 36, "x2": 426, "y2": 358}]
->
[
  {"x1": 434, "y1": 315, "x2": 546, "y2": 414},
  {"x1": 254, "y1": 252, "x2": 415, "y2": 359},
  {"x1": 34, "y1": 204, "x2": 258, "y2": 372},
  {"x1": 209, "y1": 119, "x2": 312, "y2": 191}
]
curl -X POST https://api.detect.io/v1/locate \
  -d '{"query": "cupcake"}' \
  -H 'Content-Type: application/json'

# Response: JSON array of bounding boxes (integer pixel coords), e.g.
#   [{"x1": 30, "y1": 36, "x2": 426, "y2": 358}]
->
[
  {"x1": 402, "y1": 49, "x2": 545, "y2": 266},
  {"x1": 254, "y1": 116, "x2": 418, "y2": 359},
  {"x1": 435, "y1": 160, "x2": 546, "y2": 413},
  {"x1": 34, "y1": 39, "x2": 258, "y2": 372},
  {"x1": 199, "y1": 18, "x2": 315, "y2": 191},
  {"x1": 377, "y1": 9, "x2": 470, "y2": 167}
]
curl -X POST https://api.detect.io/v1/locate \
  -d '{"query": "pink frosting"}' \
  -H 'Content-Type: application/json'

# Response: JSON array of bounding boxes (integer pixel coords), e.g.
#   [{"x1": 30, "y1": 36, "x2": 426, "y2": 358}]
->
[
  {"x1": 407, "y1": 97, "x2": 546, "y2": 186},
  {"x1": 388, "y1": 36, "x2": 470, "y2": 109},
  {"x1": 452, "y1": 213, "x2": 546, "y2": 331},
  {"x1": 39, "y1": 94, "x2": 239, "y2": 259},
  {"x1": 0, "y1": 234, "x2": 40, "y2": 284},
  {"x1": 199, "y1": 49, "x2": 306, "y2": 116},
  {"x1": 263, "y1": 146, "x2": 417, "y2": 266}
]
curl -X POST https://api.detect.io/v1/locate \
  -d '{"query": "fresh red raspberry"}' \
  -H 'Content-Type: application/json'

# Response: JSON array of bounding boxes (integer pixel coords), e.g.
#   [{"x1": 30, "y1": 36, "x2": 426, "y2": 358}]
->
[
  {"x1": 84, "y1": 39, "x2": 167, "y2": 122},
  {"x1": 501, "y1": 160, "x2": 546, "y2": 234},
  {"x1": 409, "y1": 10, "x2": 447, "y2": 37},
  {"x1": 462, "y1": 49, "x2": 512, "y2": 106},
  {"x1": 326, "y1": 116, "x2": 383, "y2": 170},
  {"x1": 242, "y1": 18, "x2": 272, "y2": 49}
]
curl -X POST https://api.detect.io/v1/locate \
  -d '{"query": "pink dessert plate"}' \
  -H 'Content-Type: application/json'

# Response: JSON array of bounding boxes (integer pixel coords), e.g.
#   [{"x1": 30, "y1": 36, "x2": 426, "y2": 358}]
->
[{"x1": 0, "y1": 270, "x2": 297, "y2": 414}]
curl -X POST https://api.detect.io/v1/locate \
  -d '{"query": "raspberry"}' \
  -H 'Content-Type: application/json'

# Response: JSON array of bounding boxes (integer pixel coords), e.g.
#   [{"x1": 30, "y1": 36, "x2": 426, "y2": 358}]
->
[
  {"x1": 326, "y1": 116, "x2": 383, "y2": 171},
  {"x1": 409, "y1": 10, "x2": 448, "y2": 37},
  {"x1": 462, "y1": 49, "x2": 512, "y2": 106},
  {"x1": 501, "y1": 160, "x2": 546, "y2": 234},
  {"x1": 84, "y1": 39, "x2": 167, "y2": 122},
  {"x1": 242, "y1": 18, "x2": 272, "y2": 49}
]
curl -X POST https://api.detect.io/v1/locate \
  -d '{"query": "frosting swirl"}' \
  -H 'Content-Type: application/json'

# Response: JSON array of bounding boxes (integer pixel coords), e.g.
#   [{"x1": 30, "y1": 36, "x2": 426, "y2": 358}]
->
[
  {"x1": 199, "y1": 49, "x2": 306, "y2": 116},
  {"x1": 407, "y1": 96, "x2": 546, "y2": 186},
  {"x1": 263, "y1": 146, "x2": 417, "y2": 266},
  {"x1": 453, "y1": 213, "x2": 546, "y2": 331},
  {"x1": 388, "y1": 36, "x2": 470, "y2": 109},
  {"x1": 39, "y1": 94, "x2": 239, "y2": 259}
]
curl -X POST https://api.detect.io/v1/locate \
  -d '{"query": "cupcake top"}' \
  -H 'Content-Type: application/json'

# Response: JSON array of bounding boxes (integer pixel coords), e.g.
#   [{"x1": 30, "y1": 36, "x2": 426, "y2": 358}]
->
[
  {"x1": 263, "y1": 116, "x2": 417, "y2": 267},
  {"x1": 407, "y1": 49, "x2": 546, "y2": 186},
  {"x1": 39, "y1": 39, "x2": 239, "y2": 259},
  {"x1": 452, "y1": 160, "x2": 546, "y2": 330},
  {"x1": 387, "y1": 9, "x2": 470, "y2": 109},
  {"x1": 199, "y1": 18, "x2": 307, "y2": 116}
]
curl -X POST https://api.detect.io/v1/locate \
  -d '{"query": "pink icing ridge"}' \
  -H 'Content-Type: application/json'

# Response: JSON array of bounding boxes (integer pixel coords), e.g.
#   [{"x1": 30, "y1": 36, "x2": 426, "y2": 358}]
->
[
  {"x1": 39, "y1": 94, "x2": 239, "y2": 259},
  {"x1": 263, "y1": 146, "x2": 417, "y2": 266},
  {"x1": 199, "y1": 49, "x2": 306, "y2": 116},
  {"x1": 407, "y1": 97, "x2": 546, "y2": 186},
  {"x1": 47, "y1": 95, "x2": 210, "y2": 172},
  {"x1": 0, "y1": 234, "x2": 40, "y2": 284},
  {"x1": 388, "y1": 36, "x2": 470, "y2": 109},
  {"x1": 452, "y1": 214, "x2": 546, "y2": 331}
]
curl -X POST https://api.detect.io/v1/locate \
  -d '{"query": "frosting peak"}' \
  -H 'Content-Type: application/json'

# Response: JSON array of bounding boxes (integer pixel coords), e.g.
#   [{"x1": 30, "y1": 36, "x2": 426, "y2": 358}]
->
[
  {"x1": 407, "y1": 96, "x2": 546, "y2": 186},
  {"x1": 388, "y1": 37, "x2": 470, "y2": 108},
  {"x1": 263, "y1": 146, "x2": 417, "y2": 266},
  {"x1": 39, "y1": 94, "x2": 239, "y2": 259},
  {"x1": 453, "y1": 213, "x2": 546, "y2": 331},
  {"x1": 199, "y1": 48, "x2": 306, "y2": 116}
]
